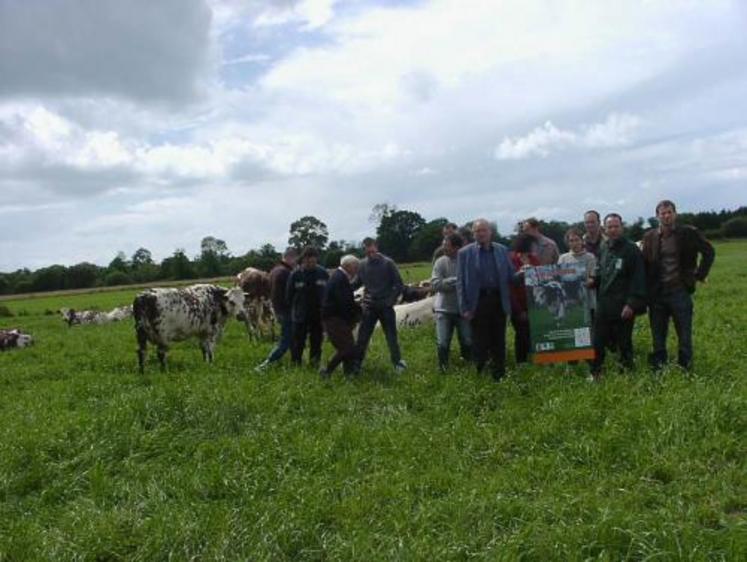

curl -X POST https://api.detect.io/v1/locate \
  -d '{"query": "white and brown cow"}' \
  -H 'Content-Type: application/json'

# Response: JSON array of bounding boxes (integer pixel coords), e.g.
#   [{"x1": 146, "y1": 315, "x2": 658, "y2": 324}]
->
[
  {"x1": 0, "y1": 329, "x2": 34, "y2": 351},
  {"x1": 133, "y1": 284, "x2": 245, "y2": 373},
  {"x1": 60, "y1": 305, "x2": 132, "y2": 327},
  {"x1": 235, "y1": 267, "x2": 274, "y2": 339},
  {"x1": 235, "y1": 267, "x2": 271, "y2": 299}
]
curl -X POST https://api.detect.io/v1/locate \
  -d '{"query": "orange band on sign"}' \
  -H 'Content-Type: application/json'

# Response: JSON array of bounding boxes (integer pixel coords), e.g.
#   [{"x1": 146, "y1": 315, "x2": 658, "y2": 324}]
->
[{"x1": 532, "y1": 349, "x2": 596, "y2": 364}]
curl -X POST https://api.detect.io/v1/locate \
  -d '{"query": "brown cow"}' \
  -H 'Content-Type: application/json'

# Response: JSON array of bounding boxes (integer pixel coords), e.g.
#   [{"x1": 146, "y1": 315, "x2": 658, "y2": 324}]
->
[{"x1": 235, "y1": 267, "x2": 271, "y2": 299}]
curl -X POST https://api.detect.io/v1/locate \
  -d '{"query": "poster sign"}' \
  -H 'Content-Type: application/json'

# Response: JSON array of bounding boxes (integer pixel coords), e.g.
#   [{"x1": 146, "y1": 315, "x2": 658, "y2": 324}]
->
[{"x1": 524, "y1": 264, "x2": 595, "y2": 364}]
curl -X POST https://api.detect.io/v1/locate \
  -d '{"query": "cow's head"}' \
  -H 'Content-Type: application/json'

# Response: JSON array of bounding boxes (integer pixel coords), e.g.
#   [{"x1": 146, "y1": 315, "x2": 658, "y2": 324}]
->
[
  {"x1": 221, "y1": 287, "x2": 246, "y2": 318},
  {"x1": 14, "y1": 331, "x2": 33, "y2": 348},
  {"x1": 59, "y1": 308, "x2": 77, "y2": 326}
]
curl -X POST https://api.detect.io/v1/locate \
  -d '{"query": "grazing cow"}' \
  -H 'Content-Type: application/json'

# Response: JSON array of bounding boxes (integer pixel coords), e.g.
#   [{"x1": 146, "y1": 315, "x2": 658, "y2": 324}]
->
[
  {"x1": 0, "y1": 329, "x2": 33, "y2": 351},
  {"x1": 235, "y1": 267, "x2": 271, "y2": 299},
  {"x1": 133, "y1": 284, "x2": 245, "y2": 373},
  {"x1": 532, "y1": 281, "x2": 567, "y2": 323},
  {"x1": 60, "y1": 305, "x2": 133, "y2": 327}
]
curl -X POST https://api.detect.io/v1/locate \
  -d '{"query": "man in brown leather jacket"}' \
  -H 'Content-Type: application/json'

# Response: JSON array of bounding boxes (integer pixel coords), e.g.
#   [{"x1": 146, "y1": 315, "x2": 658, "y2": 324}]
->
[{"x1": 640, "y1": 200, "x2": 715, "y2": 371}]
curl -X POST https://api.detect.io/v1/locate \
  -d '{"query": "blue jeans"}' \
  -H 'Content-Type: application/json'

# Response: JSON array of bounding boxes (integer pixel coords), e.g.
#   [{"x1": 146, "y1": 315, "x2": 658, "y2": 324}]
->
[
  {"x1": 649, "y1": 288, "x2": 694, "y2": 370},
  {"x1": 435, "y1": 312, "x2": 472, "y2": 361},
  {"x1": 266, "y1": 314, "x2": 292, "y2": 363}
]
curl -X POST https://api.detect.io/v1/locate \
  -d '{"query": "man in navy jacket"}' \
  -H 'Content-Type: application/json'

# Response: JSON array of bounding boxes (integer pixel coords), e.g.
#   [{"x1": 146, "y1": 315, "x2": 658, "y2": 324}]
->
[
  {"x1": 457, "y1": 219, "x2": 517, "y2": 381},
  {"x1": 286, "y1": 246, "x2": 329, "y2": 368}
]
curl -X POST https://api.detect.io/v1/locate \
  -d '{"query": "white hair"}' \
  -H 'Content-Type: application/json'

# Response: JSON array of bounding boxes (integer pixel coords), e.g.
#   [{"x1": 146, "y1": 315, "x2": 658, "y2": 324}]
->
[
  {"x1": 340, "y1": 254, "x2": 360, "y2": 268},
  {"x1": 472, "y1": 218, "x2": 492, "y2": 230}
]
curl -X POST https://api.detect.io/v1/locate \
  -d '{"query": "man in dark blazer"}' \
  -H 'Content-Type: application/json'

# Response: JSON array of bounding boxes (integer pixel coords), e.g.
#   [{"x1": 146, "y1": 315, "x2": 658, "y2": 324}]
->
[{"x1": 457, "y1": 218, "x2": 517, "y2": 381}]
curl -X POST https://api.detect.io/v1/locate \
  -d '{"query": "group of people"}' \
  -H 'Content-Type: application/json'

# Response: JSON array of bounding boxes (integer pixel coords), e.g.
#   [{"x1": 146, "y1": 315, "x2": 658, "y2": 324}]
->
[
  {"x1": 255, "y1": 238, "x2": 407, "y2": 377},
  {"x1": 255, "y1": 198, "x2": 715, "y2": 382}
]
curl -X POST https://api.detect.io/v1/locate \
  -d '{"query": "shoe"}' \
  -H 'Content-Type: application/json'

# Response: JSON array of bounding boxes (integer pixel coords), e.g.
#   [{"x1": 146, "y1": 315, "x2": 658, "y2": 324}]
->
[
  {"x1": 254, "y1": 360, "x2": 270, "y2": 373},
  {"x1": 587, "y1": 372, "x2": 602, "y2": 383},
  {"x1": 319, "y1": 367, "x2": 331, "y2": 379},
  {"x1": 394, "y1": 360, "x2": 407, "y2": 373}
]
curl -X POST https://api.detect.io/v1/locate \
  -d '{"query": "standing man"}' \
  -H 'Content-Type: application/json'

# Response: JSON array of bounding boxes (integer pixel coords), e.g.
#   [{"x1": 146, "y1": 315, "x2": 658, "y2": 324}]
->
[
  {"x1": 432, "y1": 222, "x2": 459, "y2": 262},
  {"x1": 456, "y1": 219, "x2": 517, "y2": 381},
  {"x1": 320, "y1": 255, "x2": 362, "y2": 377},
  {"x1": 522, "y1": 217, "x2": 560, "y2": 265},
  {"x1": 255, "y1": 247, "x2": 298, "y2": 371},
  {"x1": 583, "y1": 210, "x2": 606, "y2": 257},
  {"x1": 355, "y1": 237, "x2": 407, "y2": 373},
  {"x1": 286, "y1": 246, "x2": 329, "y2": 368},
  {"x1": 641, "y1": 200, "x2": 715, "y2": 371},
  {"x1": 589, "y1": 214, "x2": 647, "y2": 381},
  {"x1": 431, "y1": 233, "x2": 471, "y2": 372}
]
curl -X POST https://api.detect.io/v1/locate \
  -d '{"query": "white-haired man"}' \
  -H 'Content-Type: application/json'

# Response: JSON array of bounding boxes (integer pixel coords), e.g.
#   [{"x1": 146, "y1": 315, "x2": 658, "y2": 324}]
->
[
  {"x1": 457, "y1": 219, "x2": 517, "y2": 381},
  {"x1": 320, "y1": 254, "x2": 362, "y2": 377}
]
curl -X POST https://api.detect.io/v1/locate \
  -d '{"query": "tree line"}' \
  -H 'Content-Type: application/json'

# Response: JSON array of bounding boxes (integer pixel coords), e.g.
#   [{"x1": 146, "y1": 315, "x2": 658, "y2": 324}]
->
[{"x1": 1, "y1": 206, "x2": 745, "y2": 296}]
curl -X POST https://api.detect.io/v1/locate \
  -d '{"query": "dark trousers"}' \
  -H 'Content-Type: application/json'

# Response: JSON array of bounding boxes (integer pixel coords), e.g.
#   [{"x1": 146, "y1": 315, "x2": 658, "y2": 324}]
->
[
  {"x1": 591, "y1": 315, "x2": 634, "y2": 375},
  {"x1": 470, "y1": 293, "x2": 507, "y2": 379},
  {"x1": 510, "y1": 312, "x2": 531, "y2": 364},
  {"x1": 356, "y1": 305, "x2": 401, "y2": 366},
  {"x1": 291, "y1": 316, "x2": 323, "y2": 366},
  {"x1": 648, "y1": 288, "x2": 693, "y2": 370},
  {"x1": 266, "y1": 313, "x2": 292, "y2": 363},
  {"x1": 323, "y1": 317, "x2": 360, "y2": 374}
]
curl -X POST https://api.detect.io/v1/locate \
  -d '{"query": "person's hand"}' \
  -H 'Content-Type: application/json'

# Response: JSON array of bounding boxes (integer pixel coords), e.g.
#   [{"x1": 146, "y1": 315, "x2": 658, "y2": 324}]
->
[
  {"x1": 586, "y1": 279, "x2": 595, "y2": 288},
  {"x1": 462, "y1": 311, "x2": 474, "y2": 321},
  {"x1": 621, "y1": 305, "x2": 634, "y2": 320}
]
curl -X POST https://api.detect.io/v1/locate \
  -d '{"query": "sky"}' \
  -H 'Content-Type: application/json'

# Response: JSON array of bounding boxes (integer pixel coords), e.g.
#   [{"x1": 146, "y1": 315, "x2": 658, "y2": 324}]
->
[{"x1": 1, "y1": 0, "x2": 746, "y2": 271}]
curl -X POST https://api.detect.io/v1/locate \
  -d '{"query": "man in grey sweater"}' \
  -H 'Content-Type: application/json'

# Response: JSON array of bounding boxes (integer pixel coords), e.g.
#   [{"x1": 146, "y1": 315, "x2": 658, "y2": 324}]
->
[
  {"x1": 431, "y1": 233, "x2": 471, "y2": 371},
  {"x1": 355, "y1": 237, "x2": 407, "y2": 372}
]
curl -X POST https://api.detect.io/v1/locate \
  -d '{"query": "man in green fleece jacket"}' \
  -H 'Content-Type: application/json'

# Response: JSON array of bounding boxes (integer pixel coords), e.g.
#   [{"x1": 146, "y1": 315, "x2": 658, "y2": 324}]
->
[{"x1": 589, "y1": 213, "x2": 647, "y2": 380}]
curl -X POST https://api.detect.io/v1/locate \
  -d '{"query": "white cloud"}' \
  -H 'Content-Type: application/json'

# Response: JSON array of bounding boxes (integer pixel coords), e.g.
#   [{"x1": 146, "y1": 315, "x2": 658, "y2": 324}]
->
[
  {"x1": 254, "y1": 0, "x2": 338, "y2": 30},
  {"x1": 495, "y1": 113, "x2": 642, "y2": 160}
]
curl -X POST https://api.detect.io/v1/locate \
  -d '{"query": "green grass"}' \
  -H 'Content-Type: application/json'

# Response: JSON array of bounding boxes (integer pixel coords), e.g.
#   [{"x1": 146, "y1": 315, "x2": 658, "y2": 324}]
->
[{"x1": 0, "y1": 245, "x2": 745, "y2": 560}]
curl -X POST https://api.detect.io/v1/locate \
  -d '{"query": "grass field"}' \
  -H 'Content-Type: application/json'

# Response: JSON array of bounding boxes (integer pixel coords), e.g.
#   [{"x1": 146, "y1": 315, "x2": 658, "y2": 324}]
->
[{"x1": 0, "y1": 245, "x2": 745, "y2": 560}]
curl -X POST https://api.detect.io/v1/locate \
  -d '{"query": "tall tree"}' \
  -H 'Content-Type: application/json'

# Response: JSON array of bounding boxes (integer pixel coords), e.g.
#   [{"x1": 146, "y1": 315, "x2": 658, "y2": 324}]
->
[
  {"x1": 162, "y1": 249, "x2": 195, "y2": 280},
  {"x1": 200, "y1": 236, "x2": 229, "y2": 257},
  {"x1": 288, "y1": 216, "x2": 329, "y2": 250},
  {"x1": 376, "y1": 209, "x2": 426, "y2": 262},
  {"x1": 108, "y1": 251, "x2": 129, "y2": 273},
  {"x1": 131, "y1": 247, "x2": 153, "y2": 268}
]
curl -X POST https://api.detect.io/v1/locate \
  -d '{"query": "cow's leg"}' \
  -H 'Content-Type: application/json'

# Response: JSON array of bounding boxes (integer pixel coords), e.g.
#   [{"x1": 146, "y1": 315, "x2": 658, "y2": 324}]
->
[
  {"x1": 157, "y1": 347, "x2": 168, "y2": 372},
  {"x1": 136, "y1": 326, "x2": 148, "y2": 374},
  {"x1": 202, "y1": 337, "x2": 216, "y2": 363}
]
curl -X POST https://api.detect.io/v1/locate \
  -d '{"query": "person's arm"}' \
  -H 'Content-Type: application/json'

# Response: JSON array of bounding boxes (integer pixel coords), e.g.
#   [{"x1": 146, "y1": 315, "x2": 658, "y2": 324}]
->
[
  {"x1": 431, "y1": 257, "x2": 455, "y2": 293},
  {"x1": 388, "y1": 260, "x2": 404, "y2": 307},
  {"x1": 694, "y1": 229, "x2": 715, "y2": 282},
  {"x1": 285, "y1": 270, "x2": 297, "y2": 311},
  {"x1": 456, "y1": 250, "x2": 471, "y2": 318},
  {"x1": 623, "y1": 246, "x2": 647, "y2": 318}
]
